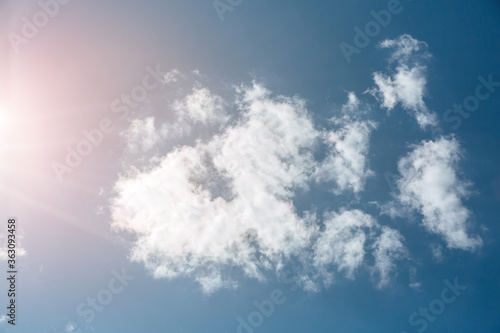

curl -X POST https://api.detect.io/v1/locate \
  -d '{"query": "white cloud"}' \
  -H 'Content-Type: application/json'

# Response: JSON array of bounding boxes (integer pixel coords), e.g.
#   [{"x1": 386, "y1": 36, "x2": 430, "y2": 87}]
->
[
  {"x1": 315, "y1": 93, "x2": 376, "y2": 193},
  {"x1": 431, "y1": 244, "x2": 444, "y2": 262},
  {"x1": 162, "y1": 68, "x2": 182, "y2": 83},
  {"x1": 112, "y1": 82, "x2": 321, "y2": 293},
  {"x1": 110, "y1": 82, "x2": 399, "y2": 293},
  {"x1": 123, "y1": 117, "x2": 162, "y2": 153},
  {"x1": 160, "y1": 85, "x2": 229, "y2": 141},
  {"x1": 111, "y1": 58, "x2": 478, "y2": 293},
  {"x1": 122, "y1": 84, "x2": 229, "y2": 153},
  {"x1": 372, "y1": 226, "x2": 408, "y2": 289},
  {"x1": 316, "y1": 121, "x2": 375, "y2": 193},
  {"x1": 379, "y1": 34, "x2": 429, "y2": 65},
  {"x1": 314, "y1": 209, "x2": 375, "y2": 284},
  {"x1": 409, "y1": 282, "x2": 422, "y2": 291},
  {"x1": 196, "y1": 273, "x2": 237, "y2": 294},
  {"x1": 172, "y1": 86, "x2": 228, "y2": 126},
  {"x1": 313, "y1": 209, "x2": 408, "y2": 289},
  {"x1": 368, "y1": 34, "x2": 438, "y2": 129},
  {"x1": 394, "y1": 137, "x2": 482, "y2": 250},
  {"x1": 339, "y1": 92, "x2": 370, "y2": 118}
]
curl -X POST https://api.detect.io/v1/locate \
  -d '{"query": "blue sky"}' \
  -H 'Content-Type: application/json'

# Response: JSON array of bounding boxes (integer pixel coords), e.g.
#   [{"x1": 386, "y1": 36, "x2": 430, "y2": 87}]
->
[{"x1": 1, "y1": 0, "x2": 500, "y2": 332}]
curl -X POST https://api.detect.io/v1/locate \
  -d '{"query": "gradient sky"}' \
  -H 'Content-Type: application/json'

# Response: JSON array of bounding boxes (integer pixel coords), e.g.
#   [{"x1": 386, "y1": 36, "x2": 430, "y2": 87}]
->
[{"x1": 1, "y1": 0, "x2": 500, "y2": 332}]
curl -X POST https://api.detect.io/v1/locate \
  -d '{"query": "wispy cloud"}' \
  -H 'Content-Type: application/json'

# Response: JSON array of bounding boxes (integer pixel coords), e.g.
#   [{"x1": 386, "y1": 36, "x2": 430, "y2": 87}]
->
[
  {"x1": 315, "y1": 93, "x2": 376, "y2": 194},
  {"x1": 313, "y1": 209, "x2": 405, "y2": 287},
  {"x1": 372, "y1": 226, "x2": 408, "y2": 289},
  {"x1": 122, "y1": 84, "x2": 229, "y2": 153},
  {"x1": 367, "y1": 34, "x2": 438, "y2": 129}
]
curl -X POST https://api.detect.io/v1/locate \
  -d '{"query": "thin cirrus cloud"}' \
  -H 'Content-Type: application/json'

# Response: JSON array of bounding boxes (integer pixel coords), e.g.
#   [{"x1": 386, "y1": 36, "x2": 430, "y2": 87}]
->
[
  {"x1": 367, "y1": 34, "x2": 438, "y2": 129},
  {"x1": 108, "y1": 34, "x2": 480, "y2": 294}
]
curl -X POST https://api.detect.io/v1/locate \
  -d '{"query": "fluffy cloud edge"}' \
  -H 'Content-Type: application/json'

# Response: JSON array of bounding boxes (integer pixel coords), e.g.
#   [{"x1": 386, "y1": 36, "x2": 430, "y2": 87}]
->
[
  {"x1": 110, "y1": 81, "x2": 398, "y2": 294},
  {"x1": 368, "y1": 34, "x2": 438, "y2": 129},
  {"x1": 390, "y1": 136, "x2": 482, "y2": 250}
]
